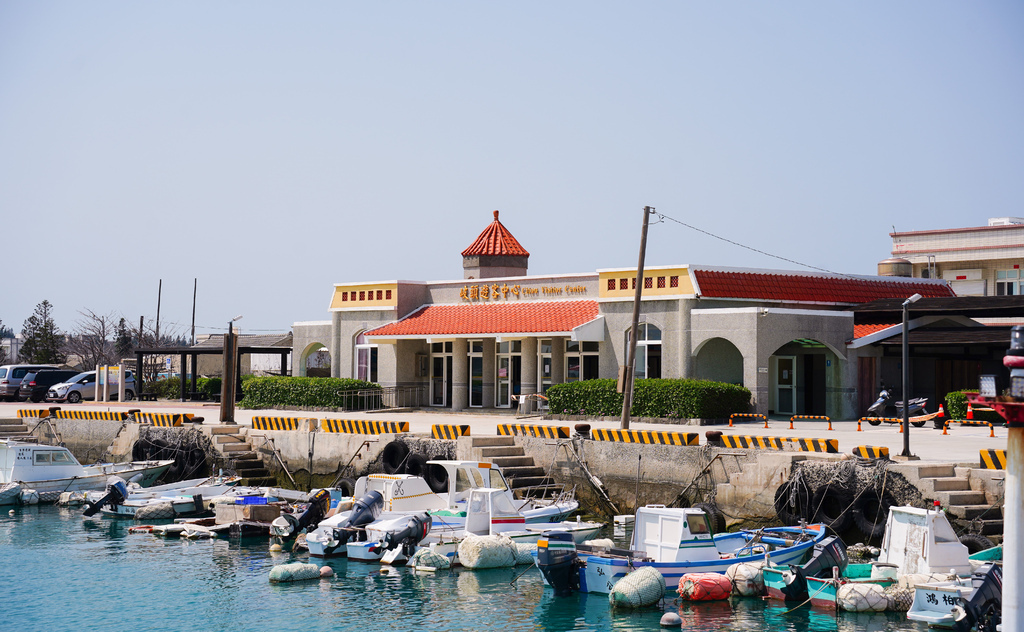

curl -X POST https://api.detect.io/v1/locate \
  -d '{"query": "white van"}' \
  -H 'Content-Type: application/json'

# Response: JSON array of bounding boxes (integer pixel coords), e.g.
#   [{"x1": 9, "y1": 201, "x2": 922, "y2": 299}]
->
[{"x1": 0, "y1": 364, "x2": 60, "y2": 401}]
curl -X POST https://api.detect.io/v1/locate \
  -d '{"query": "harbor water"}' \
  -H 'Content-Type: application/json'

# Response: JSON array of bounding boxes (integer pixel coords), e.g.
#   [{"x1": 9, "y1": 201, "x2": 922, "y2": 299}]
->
[{"x1": 2, "y1": 505, "x2": 931, "y2": 632}]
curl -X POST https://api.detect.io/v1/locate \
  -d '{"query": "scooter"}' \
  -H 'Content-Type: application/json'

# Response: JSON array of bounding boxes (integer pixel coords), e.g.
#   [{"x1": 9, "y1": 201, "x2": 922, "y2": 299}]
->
[{"x1": 866, "y1": 383, "x2": 928, "y2": 426}]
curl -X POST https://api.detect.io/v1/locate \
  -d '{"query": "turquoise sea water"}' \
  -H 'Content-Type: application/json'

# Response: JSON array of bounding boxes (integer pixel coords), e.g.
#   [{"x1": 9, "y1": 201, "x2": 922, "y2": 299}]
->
[{"x1": 2, "y1": 506, "x2": 930, "y2": 632}]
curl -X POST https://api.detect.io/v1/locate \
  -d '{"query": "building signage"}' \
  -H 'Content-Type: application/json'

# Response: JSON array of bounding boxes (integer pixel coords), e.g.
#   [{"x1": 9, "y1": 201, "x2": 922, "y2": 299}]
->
[{"x1": 460, "y1": 283, "x2": 588, "y2": 301}]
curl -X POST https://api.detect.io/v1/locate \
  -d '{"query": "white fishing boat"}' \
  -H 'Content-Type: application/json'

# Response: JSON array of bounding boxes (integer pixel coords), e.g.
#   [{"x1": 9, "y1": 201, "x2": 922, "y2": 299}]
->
[
  {"x1": 83, "y1": 475, "x2": 244, "y2": 519},
  {"x1": 0, "y1": 439, "x2": 173, "y2": 504},
  {"x1": 537, "y1": 505, "x2": 827, "y2": 595}
]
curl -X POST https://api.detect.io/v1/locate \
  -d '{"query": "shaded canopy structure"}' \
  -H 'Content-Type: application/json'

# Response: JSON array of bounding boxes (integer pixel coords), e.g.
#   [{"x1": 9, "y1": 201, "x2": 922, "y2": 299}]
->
[{"x1": 134, "y1": 333, "x2": 291, "y2": 401}]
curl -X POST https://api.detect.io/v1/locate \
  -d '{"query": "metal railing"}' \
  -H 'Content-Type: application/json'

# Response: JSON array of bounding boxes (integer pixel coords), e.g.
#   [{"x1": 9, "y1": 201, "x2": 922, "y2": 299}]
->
[{"x1": 334, "y1": 386, "x2": 426, "y2": 411}]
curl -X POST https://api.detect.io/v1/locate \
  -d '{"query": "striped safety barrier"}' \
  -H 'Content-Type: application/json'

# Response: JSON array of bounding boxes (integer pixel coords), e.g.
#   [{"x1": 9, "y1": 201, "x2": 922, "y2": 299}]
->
[
  {"x1": 17, "y1": 409, "x2": 51, "y2": 418},
  {"x1": 431, "y1": 424, "x2": 471, "y2": 440},
  {"x1": 852, "y1": 445, "x2": 890, "y2": 459},
  {"x1": 790, "y1": 415, "x2": 832, "y2": 431},
  {"x1": 252, "y1": 416, "x2": 305, "y2": 431},
  {"x1": 943, "y1": 420, "x2": 995, "y2": 438},
  {"x1": 133, "y1": 412, "x2": 192, "y2": 426},
  {"x1": 590, "y1": 429, "x2": 699, "y2": 446},
  {"x1": 497, "y1": 423, "x2": 571, "y2": 439},
  {"x1": 321, "y1": 419, "x2": 409, "y2": 435},
  {"x1": 728, "y1": 413, "x2": 768, "y2": 428},
  {"x1": 794, "y1": 438, "x2": 839, "y2": 453},
  {"x1": 980, "y1": 449, "x2": 1006, "y2": 470},
  {"x1": 54, "y1": 410, "x2": 130, "y2": 421},
  {"x1": 720, "y1": 435, "x2": 789, "y2": 450}
]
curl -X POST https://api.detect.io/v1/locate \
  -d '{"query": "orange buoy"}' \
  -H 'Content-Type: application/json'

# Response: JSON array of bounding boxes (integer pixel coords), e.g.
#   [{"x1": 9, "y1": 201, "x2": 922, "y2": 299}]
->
[{"x1": 677, "y1": 572, "x2": 732, "y2": 601}]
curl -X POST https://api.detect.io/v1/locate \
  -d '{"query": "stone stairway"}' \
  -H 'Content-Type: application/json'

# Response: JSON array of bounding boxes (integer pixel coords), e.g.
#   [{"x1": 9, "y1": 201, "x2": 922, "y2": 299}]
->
[
  {"x1": 0, "y1": 417, "x2": 35, "y2": 440},
  {"x1": 202, "y1": 426, "x2": 277, "y2": 486},
  {"x1": 469, "y1": 436, "x2": 561, "y2": 498},
  {"x1": 915, "y1": 463, "x2": 1003, "y2": 537}
]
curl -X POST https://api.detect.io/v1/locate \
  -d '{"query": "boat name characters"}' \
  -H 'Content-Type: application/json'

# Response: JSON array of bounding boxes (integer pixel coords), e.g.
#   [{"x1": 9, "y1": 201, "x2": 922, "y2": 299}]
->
[{"x1": 460, "y1": 284, "x2": 588, "y2": 301}]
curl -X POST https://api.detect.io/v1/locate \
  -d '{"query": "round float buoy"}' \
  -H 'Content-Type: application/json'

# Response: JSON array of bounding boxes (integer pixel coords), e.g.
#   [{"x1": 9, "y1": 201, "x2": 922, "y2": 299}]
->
[
  {"x1": 609, "y1": 566, "x2": 665, "y2": 608},
  {"x1": 727, "y1": 561, "x2": 766, "y2": 596},
  {"x1": 320, "y1": 566, "x2": 334, "y2": 578},
  {"x1": 837, "y1": 582, "x2": 889, "y2": 612},
  {"x1": 269, "y1": 543, "x2": 283, "y2": 552},
  {"x1": 677, "y1": 572, "x2": 732, "y2": 601},
  {"x1": 660, "y1": 612, "x2": 682, "y2": 627},
  {"x1": 8, "y1": 510, "x2": 14, "y2": 516}
]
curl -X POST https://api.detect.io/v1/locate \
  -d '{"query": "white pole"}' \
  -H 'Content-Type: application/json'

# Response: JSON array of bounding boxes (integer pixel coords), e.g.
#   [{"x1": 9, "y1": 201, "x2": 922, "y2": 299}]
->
[
  {"x1": 1006, "y1": 426, "x2": 1022, "y2": 631},
  {"x1": 118, "y1": 362, "x2": 126, "y2": 402}
]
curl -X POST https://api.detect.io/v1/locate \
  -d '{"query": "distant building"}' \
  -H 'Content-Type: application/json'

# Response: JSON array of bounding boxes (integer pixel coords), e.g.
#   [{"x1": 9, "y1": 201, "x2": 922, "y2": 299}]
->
[{"x1": 888, "y1": 217, "x2": 1024, "y2": 296}]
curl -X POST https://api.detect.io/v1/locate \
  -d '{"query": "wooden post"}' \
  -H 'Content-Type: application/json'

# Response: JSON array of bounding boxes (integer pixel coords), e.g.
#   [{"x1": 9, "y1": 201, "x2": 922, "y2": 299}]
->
[{"x1": 621, "y1": 206, "x2": 653, "y2": 430}]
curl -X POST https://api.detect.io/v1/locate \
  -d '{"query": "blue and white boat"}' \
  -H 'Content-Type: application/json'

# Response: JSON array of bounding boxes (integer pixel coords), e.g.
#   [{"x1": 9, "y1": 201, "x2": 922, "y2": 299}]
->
[{"x1": 537, "y1": 504, "x2": 827, "y2": 595}]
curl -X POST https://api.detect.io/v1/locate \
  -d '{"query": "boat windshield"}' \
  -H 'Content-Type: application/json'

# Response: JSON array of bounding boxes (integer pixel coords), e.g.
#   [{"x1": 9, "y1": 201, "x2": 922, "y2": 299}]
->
[
  {"x1": 34, "y1": 451, "x2": 74, "y2": 465},
  {"x1": 689, "y1": 513, "x2": 711, "y2": 535},
  {"x1": 487, "y1": 469, "x2": 508, "y2": 491}
]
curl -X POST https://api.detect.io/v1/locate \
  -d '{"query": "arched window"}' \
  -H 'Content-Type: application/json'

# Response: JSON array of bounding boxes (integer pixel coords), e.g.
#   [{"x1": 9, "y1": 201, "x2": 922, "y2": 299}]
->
[
  {"x1": 626, "y1": 323, "x2": 661, "y2": 379},
  {"x1": 354, "y1": 332, "x2": 378, "y2": 383}
]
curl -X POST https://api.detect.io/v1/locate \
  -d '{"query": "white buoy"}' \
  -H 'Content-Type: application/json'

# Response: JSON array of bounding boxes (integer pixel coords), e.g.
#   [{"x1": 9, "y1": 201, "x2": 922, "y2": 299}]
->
[
  {"x1": 660, "y1": 612, "x2": 682, "y2": 627},
  {"x1": 320, "y1": 566, "x2": 334, "y2": 578},
  {"x1": 8, "y1": 510, "x2": 13, "y2": 516},
  {"x1": 269, "y1": 543, "x2": 283, "y2": 552}
]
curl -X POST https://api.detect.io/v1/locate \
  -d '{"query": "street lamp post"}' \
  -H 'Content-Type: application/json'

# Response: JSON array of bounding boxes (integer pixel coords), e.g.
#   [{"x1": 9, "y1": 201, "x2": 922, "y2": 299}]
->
[{"x1": 900, "y1": 293, "x2": 922, "y2": 457}]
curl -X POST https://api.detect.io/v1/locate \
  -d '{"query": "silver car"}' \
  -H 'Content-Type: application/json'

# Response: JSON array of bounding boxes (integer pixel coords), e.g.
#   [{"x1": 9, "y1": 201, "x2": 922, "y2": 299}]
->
[
  {"x1": 47, "y1": 370, "x2": 136, "y2": 403},
  {"x1": 0, "y1": 364, "x2": 59, "y2": 401}
]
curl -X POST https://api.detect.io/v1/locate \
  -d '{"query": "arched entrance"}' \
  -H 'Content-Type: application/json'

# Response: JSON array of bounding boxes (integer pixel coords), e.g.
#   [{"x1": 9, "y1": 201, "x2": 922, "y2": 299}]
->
[
  {"x1": 693, "y1": 337, "x2": 743, "y2": 385},
  {"x1": 299, "y1": 342, "x2": 331, "y2": 378},
  {"x1": 768, "y1": 339, "x2": 842, "y2": 417}
]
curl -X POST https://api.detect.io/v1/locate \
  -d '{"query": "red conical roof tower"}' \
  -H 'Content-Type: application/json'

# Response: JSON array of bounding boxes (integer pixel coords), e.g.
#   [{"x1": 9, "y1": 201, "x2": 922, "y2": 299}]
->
[{"x1": 461, "y1": 210, "x2": 530, "y2": 279}]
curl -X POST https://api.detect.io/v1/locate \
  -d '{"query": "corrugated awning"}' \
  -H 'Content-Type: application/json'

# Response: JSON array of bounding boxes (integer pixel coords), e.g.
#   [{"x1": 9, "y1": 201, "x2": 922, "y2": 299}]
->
[{"x1": 364, "y1": 300, "x2": 603, "y2": 340}]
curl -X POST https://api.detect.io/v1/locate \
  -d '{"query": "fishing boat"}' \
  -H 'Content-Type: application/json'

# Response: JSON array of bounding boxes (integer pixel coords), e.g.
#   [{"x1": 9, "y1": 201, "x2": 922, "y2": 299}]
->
[
  {"x1": 0, "y1": 439, "x2": 173, "y2": 504},
  {"x1": 537, "y1": 504, "x2": 826, "y2": 595},
  {"x1": 83, "y1": 475, "x2": 245, "y2": 519}
]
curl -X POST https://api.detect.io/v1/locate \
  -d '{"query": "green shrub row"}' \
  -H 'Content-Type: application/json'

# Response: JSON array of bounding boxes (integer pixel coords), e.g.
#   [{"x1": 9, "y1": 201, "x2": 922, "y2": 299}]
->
[
  {"x1": 546, "y1": 378, "x2": 751, "y2": 419},
  {"x1": 142, "y1": 376, "x2": 223, "y2": 399},
  {"x1": 945, "y1": 390, "x2": 1005, "y2": 424},
  {"x1": 239, "y1": 376, "x2": 381, "y2": 409}
]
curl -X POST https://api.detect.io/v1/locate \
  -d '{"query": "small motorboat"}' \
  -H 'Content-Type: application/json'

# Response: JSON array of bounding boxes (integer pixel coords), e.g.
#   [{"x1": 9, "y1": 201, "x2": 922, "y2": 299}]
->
[
  {"x1": 762, "y1": 535, "x2": 849, "y2": 604},
  {"x1": 537, "y1": 505, "x2": 826, "y2": 595},
  {"x1": 907, "y1": 562, "x2": 1002, "y2": 629}
]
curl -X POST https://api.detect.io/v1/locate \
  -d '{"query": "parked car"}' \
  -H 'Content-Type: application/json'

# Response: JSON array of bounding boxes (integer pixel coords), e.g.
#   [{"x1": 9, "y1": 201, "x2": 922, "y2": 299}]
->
[
  {"x1": 17, "y1": 369, "x2": 80, "y2": 403},
  {"x1": 0, "y1": 364, "x2": 60, "y2": 401},
  {"x1": 46, "y1": 370, "x2": 136, "y2": 403}
]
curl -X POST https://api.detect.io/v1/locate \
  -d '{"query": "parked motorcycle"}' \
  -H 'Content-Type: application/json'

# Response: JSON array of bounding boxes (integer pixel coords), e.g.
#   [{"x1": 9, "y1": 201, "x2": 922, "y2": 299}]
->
[{"x1": 866, "y1": 383, "x2": 928, "y2": 426}]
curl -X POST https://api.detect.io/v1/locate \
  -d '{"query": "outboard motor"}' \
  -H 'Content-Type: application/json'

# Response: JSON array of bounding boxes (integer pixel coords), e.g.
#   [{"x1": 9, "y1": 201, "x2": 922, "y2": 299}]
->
[
  {"x1": 321, "y1": 490, "x2": 384, "y2": 556},
  {"x1": 83, "y1": 476, "x2": 129, "y2": 517},
  {"x1": 536, "y1": 531, "x2": 581, "y2": 597},
  {"x1": 270, "y1": 488, "x2": 332, "y2": 539},
  {"x1": 373, "y1": 512, "x2": 433, "y2": 557},
  {"x1": 779, "y1": 535, "x2": 848, "y2": 602},
  {"x1": 952, "y1": 563, "x2": 1002, "y2": 632}
]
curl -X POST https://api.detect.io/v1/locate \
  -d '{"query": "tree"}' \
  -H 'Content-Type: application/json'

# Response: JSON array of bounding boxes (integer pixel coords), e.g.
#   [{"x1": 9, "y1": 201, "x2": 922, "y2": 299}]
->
[
  {"x1": 114, "y1": 318, "x2": 134, "y2": 358},
  {"x1": 64, "y1": 309, "x2": 120, "y2": 369},
  {"x1": 19, "y1": 300, "x2": 66, "y2": 364},
  {"x1": 0, "y1": 319, "x2": 6, "y2": 364}
]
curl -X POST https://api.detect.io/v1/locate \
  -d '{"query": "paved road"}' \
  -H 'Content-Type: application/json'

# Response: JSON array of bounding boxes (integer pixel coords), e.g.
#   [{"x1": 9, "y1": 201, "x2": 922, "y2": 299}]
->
[{"x1": 1, "y1": 400, "x2": 1008, "y2": 465}]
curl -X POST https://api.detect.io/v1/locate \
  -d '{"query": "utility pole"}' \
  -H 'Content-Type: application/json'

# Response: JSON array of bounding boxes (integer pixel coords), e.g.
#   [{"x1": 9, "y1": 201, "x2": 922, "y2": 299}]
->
[
  {"x1": 621, "y1": 206, "x2": 653, "y2": 429},
  {"x1": 190, "y1": 278, "x2": 197, "y2": 347},
  {"x1": 155, "y1": 279, "x2": 162, "y2": 347}
]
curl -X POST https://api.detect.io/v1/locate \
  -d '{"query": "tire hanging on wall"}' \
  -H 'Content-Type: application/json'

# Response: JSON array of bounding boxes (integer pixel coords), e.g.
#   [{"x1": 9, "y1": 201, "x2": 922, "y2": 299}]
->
[
  {"x1": 381, "y1": 441, "x2": 409, "y2": 475},
  {"x1": 425, "y1": 463, "x2": 449, "y2": 494},
  {"x1": 853, "y1": 490, "x2": 893, "y2": 540},
  {"x1": 959, "y1": 533, "x2": 995, "y2": 555},
  {"x1": 405, "y1": 453, "x2": 427, "y2": 478},
  {"x1": 774, "y1": 481, "x2": 810, "y2": 526},
  {"x1": 692, "y1": 502, "x2": 727, "y2": 534},
  {"x1": 335, "y1": 477, "x2": 356, "y2": 497},
  {"x1": 810, "y1": 485, "x2": 854, "y2": 532}
]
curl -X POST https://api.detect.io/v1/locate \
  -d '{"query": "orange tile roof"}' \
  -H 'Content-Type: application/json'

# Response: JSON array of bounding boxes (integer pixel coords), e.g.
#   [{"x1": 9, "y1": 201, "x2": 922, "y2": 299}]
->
[
  {"x1": 692, "y1": 268, "x2": 956, "y2": 303},
  {"x1": 365, "y1": 300, "x2": 598, "y2": 337},
  {"x1": 461, "y1": 210, "x2": 530, "y2": 257},
  {"x1": 854, "y1": 323, "x2": 898, "y2": 339}
]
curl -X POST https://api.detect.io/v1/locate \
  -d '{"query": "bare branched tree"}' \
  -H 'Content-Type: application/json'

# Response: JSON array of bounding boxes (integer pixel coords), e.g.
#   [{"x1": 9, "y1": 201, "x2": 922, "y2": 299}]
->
[{"x1": 63, "y1": 309, "x2": 119, "y2": 369}]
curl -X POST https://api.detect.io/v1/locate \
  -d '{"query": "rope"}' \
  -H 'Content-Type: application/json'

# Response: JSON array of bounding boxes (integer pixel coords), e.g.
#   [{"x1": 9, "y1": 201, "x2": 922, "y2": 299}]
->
[{"x1": 776, "y1": 576, "x2": 837, "y2": 614}]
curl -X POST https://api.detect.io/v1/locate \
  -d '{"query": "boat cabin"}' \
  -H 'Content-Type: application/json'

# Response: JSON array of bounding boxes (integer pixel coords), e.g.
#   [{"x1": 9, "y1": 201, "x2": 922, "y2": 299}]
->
[
  {"x1": 352, "y1": 460, "x2": 511, "y2": 513},
  {"x1": 464, "y1": 488, "x2": 526, "y2": 535},
  {"x1": 0, "y1": 440, "x2": 85, "y2": 484},
  {"x1": 631, "y1": 505, "x2": 717, "y2": 563},
  {"x1": 878, "y1": 506, "x2": 971, "y2": 575}
]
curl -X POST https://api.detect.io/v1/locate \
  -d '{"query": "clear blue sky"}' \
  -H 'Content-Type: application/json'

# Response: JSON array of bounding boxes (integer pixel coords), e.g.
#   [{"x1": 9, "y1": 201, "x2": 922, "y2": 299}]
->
[{"x1": 2, "y1": 2, "x2": 1022, "y2": 337}]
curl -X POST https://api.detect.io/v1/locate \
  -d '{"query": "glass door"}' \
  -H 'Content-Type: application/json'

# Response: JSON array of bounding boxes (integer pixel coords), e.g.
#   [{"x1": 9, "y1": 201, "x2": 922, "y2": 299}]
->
[
  {"x1": 469, "y1": 340, "x2": 483, "y2": 408},
  {"x1": 495, "y1": 340, "x2": 521, "y2": 408},
  {"x1": 538, "y1": 339, "x2": 552, "y2": 410},
  {"x1": 431, "y1": 341, "x2": 453, "y2": 407},
  {"x1": 775, "y1": 356, "x2": 796, "y2": 415}
]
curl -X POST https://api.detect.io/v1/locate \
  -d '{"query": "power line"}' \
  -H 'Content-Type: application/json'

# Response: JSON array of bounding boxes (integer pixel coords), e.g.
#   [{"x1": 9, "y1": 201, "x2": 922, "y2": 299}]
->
[{"x1": 654, "y1": 211, "x2": 851, "y2": 277}]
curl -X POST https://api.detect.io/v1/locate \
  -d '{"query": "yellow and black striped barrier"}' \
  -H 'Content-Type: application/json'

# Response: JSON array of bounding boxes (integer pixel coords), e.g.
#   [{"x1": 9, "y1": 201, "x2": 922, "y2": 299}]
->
[
  {"x1": 431, "y1": 424, "x2": 471, "y2": 439},
  {"x1": 720, "y1": 435, "x2": 788, "y2": 450},
  {"x1": 590, "y1": 428, "x2": 699, "y2": 446},
  {"x1": 980, "y1": 449, "x2": 1006, "y2": 470},
  {"x1": 790, "y1": 415, "x2": 832, "y2": 431},
  {"x1": 54, "y1": 410, "x2": 130, "y2": 421},
  {"x1": 729, "y1": 413, "x2": 768, "y2": 428},
  {"x1": 321, "y1": 419, "x2": 409, "y2": 435},
  {"x1": 498, "y1": 423, "x2": 572, "y2": 439},
  {"x1": 17, "y1": 409, "x2": 51, "y2": 418},
  {"x1": 794, "y1": 438, "x2": 839, "y2": 453},
  {"x1": 133, "y1": 412, "x2": 192, "y2": 426},
  {"x1": 252, "y1": 416, "x2": 305, "y2": 431},
  {"x1": 852, "y1": 445, "x2": 890, "y2": 459}
]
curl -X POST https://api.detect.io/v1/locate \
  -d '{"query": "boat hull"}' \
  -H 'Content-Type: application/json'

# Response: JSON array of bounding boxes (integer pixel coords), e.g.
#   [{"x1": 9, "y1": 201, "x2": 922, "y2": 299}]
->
[{"x1": 7, "y1": 460, "x2": 173, "y2": 503}]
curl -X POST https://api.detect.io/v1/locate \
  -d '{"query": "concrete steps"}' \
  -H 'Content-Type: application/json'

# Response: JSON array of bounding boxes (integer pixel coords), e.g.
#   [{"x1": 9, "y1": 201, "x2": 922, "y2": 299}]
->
[
  {"x1": 0, "y1": 418, "x2": 34, "y2": 440},
  {"x1": 913, "y1": 462, "x2": 1002, "y2": 537},
  {"x1": 201, "y1": 426, "x2": 276, "y2": 486},
  {"x1": 468, "y1": 436, "x2": 555, "y2": 496}
]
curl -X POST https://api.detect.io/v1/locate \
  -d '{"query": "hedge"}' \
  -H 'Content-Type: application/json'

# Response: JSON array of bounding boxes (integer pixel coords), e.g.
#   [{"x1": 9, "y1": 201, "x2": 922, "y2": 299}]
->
[
  {"x1": 945, "y1": 390, "x2": 1005, "y2": 425},
  {"x1": 546, "y1": 378, "x2": 751, "y2": 419},
  {"x1": 142, "y1": 376, "x2": 224, "y2": 399},
  {"x1": 239, "y1": 376, "x2": 382, "y2": 410}
]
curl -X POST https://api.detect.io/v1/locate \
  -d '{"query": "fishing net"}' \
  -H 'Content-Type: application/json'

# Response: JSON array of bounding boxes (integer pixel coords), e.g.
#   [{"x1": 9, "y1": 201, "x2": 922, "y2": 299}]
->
[
  {"x1": 837, "y1": 583, "x2": 889, "y2": 612},
  {"x1": 609, "y1": 566, "x2": 665, "y2": 608},
  {"x1": 268, "y1": 562, "x2": 321, "y2": 583},
  {"x1": 409, "y1": 548, "x2": 451, "y2": 570},
  {"x1": 884, "y1": 585, "x2": 915, "y2": 611},
  {"x1": 678, "y1": 572, "x2": 731, "y2": 601},
  {"x1": 458, "y1": 534, "x2": 517, "y2": 569},
  {"x1": 726, "y1": 561, "x2": 766, "y2": 596},
  {"x1": 135, "y1": 502, "x2": 176, "y2": 521}
]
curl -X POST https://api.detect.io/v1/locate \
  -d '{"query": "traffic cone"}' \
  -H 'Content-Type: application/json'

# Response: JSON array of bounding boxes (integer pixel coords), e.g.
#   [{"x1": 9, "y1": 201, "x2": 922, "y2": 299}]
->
[
  {"x1": 967, "y1": 403, "x2": 974, "y2": 420},
  {"x1": 936, "y1": 403, "x2": 945, "y2": 420}
]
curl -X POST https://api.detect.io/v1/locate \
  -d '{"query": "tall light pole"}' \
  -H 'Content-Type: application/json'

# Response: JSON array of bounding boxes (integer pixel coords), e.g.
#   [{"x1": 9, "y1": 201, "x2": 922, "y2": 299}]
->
[
  {"x1": 900, "y1": 293, "x2": 922, "y2": 457},
  {"x1": 220, "y1": 315, "x2": 243, "y2": 424}
]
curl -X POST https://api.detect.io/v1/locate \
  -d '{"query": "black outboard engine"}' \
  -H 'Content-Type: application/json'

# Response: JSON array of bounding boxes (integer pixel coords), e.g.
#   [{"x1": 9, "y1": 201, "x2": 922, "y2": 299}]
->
[
  {"x1": 373, "y1": 512, "x2": 433, "y2": 558},
  {"x1": 83, "y1": 476, "x2": 129, "y2": 517},
  {"x1": 322, "y1": 490, "x2": 384, "y2": 556},
  {"x1": 271, "y1": 488, "x2": 332, "y2": 539},
  {"x1": 952, "y1": 563, "x2": 1002, "y2": 632},
  {"x1": 779, "y1": 535, "x2": 848, "y2": 602},
  {"x1": 536, "y1": 531, "x2": 581, "y2": 597}
]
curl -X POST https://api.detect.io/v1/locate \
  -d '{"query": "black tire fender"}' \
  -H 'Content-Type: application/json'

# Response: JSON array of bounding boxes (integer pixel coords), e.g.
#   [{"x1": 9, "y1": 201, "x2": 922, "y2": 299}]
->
[
  {"x1": 693, "y1": 502, "x2": 727, "y2": 534},
  {"x1": 774, "y1": 481, "x2": 809, "y2": 526},
  {"x1": 853, "y1": 490, "x2": 892, "y2": 540},
  {"x1": 335, "y1": 477, "x2": 355, "y2": 497},
  {"x1": 405, "y1": 453, "x2": 427, "y2": 478},
  {"x1": 381, "y1": 441, "x2": 409, "y2": 474},
  {"x1": 959, "y1": 533, "x2": 995, "y2": 555},
  {"x1": 810, "y1": 485, "x2": 854, "y2": 532},
  {"x1": 425, "y1": 463, "x2": 449, "y2": 494}
]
